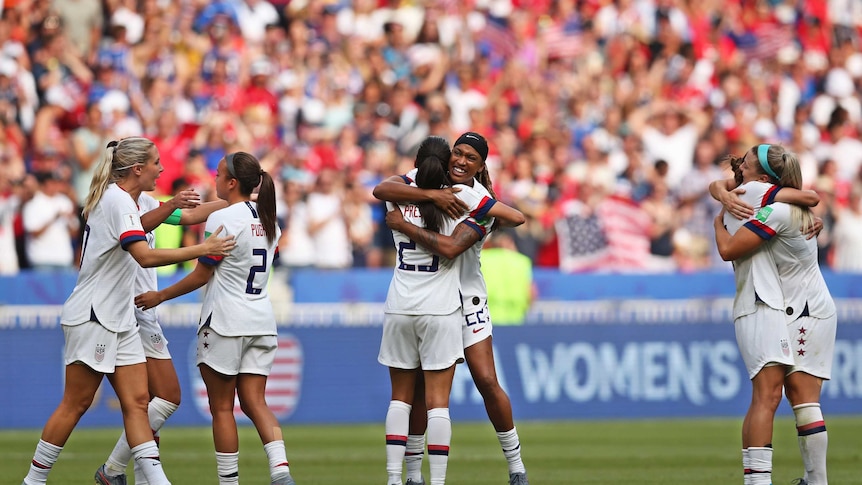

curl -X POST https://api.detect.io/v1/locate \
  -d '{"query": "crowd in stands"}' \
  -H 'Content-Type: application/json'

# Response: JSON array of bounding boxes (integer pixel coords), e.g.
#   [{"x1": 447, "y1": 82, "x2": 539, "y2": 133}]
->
[{"x1": 1, "y1": 0, "x2": 862, "y2": 276}]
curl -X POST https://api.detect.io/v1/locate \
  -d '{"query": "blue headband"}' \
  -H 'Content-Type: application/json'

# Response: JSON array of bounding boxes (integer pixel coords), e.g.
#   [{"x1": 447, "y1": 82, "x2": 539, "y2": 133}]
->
[{"x1": 757, "y1": 144, "x2": 779, "y2": 180}]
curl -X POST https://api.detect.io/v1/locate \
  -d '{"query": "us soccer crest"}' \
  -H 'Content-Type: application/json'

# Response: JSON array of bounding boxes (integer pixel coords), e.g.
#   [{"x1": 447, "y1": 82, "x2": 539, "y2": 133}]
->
[
  {"x1": 95, "y1": 343, "x2": 106, "y2": 362},
  {"x1": 150, "y1": 333, "x2": 165, "y2": 352},
  {"x1": 780, "y1": 338, "x2": 790, "y2": 357},
  {"x1": 191, "y1": 333, "x2": 304, "y2": 421}
]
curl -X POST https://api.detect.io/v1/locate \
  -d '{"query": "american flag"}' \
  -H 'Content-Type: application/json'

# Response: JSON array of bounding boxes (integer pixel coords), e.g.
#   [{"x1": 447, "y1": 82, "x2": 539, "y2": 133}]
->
[
  {"x1": 556, "y1": 199, "x2": 610, "y2": 273},
  {"x1": 739, "y1": 24, "x2": 794, "y2": 61},
  {"x1": 542, "y1": 24, "x2": 582, "y2": 59},
  {"x1": 596, "y1": 195, "x2": 652, "y2": 271},
  {"x1": 478, "y1": 20, "x2": 518, "y2": 59}
]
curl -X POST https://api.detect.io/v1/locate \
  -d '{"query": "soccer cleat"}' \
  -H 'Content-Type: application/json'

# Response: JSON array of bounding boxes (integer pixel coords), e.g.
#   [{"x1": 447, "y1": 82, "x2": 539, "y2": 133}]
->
[
  {"x1": 508, "y1": 472, "x2": 529, "y2": 485},
  {"x1": 271, "y1": 474, "x2": 297, "y2": 485},
  {"x1": 791, "y1": 479, "x2": 808, "y2": 485},
  {"x1": 94, "y1": 464, "x2": 127, "y2": 485},
  {"x1": 406, "y1": 478, "x2": 426, "y2": 485}
]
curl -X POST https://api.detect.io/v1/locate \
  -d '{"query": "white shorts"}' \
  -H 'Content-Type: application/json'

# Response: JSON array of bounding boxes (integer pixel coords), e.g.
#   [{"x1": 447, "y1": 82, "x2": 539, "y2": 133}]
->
[
  {"x1": 137, "y1": 317, "x2": 171, "y2": 360},
  {"x1": 196, "y1": 327, "x2": 277, "y2": 376},
  {"x1": 462, "y1": 303, "x2": 493, "y2": 349},
  {"x1": 787, "y1": 314, "x2": 837, "y2": 380},
  {"x1": 63, "y1": 321, "x2": 146, "y2": 374},
  {"x1": 378, "y1": 310, "x2": 464, "y2": 371},
  {"x1": 735, "y1": 304, "x2": 795, "y2": 379}
]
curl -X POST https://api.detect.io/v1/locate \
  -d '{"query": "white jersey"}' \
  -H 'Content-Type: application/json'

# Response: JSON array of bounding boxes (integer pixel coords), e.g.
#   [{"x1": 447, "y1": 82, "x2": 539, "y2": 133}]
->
[
  {"x1": 455, "y1": 181, "x2": 496, "y2": 315},
  {"x1": 134, "y1": 193, "x2": 161, "y2": 327},
  {"x1": 61, "y1": 184, "x2": 147, "y2": 332},
  {"x1": 744, "y1": 201, "x2": 836, "y2": 321},
  {"x1": 198, "y1": 201, "x2": 281, "y2": 337},
  {"x1": 722, "y1": 181, "x2": 784, "y2": 319}
]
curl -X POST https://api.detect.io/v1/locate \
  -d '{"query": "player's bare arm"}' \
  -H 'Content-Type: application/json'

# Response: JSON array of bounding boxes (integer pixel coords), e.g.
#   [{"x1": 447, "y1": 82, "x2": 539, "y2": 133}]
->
[
  {"x1": 487, "y1": 200, "x2": 526, "y2": 227},
  {"x1": 713, "y1": 210, "x2": 765, "y2": 261},
  {"x1": 773, "y1": 188, "x2": 820, "y2": 207},
  {"x1": 140, "y1": 189, "x2": 201, "y2": 232},
  {"x1": 128, "y1": 225, "x2": 234, "y2": 268},
  {"x1": 179, "y1": 200, "x2": 230, "y2": 225},
  {"x1": 385, "y1": 207, "x2": 480, "y2": 260},
  {"x1": 709, "y1": 179, "x2": 754, "y2": 220},
  {"x1": 136, "y1": 262, "x2": 215, "y2": 310},
  {"x1": 374, "y1": 175, "x2": 467, "y2": 219}
]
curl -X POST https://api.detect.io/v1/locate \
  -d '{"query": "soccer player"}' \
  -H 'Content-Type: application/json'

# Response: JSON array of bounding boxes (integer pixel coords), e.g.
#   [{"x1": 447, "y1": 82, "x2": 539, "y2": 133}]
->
[
  {"x1": 21, "y1": 137, "x2": 236, "y2": 485},
  {"x1": 711, "y1": 144, "x2": 834, "y2": 485},
  {"x1": 135, "y1": 152, "x2": 296, "y2": 485},
  {"x1": 375, "y1": 132, "x2": 529, "y2": 485},
  {"x1": 95, "y1": 188, "x2": 229, "y2": 484}
]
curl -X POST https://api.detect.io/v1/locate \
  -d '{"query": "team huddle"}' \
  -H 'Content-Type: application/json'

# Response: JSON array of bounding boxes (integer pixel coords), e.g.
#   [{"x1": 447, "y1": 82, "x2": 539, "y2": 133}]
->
[{"x1": 18, "y1": 135, "x2": 836, "y2": 485}]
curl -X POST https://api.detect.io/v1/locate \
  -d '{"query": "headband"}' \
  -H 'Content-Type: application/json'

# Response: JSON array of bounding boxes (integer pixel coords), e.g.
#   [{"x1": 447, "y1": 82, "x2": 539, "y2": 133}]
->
[
  {"x1": 757, "y1": 144, "x2": 779, "y2": 180},
  {"x1": 454, "y1": 132, "x2": 489, "y2": 162},
  {"x1": 225, "y1": 152, "x2": 237, "y2": 178}
]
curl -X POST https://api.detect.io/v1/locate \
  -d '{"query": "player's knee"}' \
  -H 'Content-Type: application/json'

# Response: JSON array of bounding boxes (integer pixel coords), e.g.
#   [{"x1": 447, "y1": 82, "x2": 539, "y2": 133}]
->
[{"x1": 473, "y1": 373, "x2": 502, "y2": 397}]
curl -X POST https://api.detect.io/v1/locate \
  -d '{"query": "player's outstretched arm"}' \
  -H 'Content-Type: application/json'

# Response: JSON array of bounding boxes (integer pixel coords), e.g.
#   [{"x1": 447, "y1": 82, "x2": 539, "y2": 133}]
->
[
  {"x1": 487, "y1": 200, "x2": 526, "y2": 227},
  {"x1": 179, "y1": 200, "x2": 230, "y2": 225},
  {"x1": 135, "y1": 262, "x2": 215, "y2": 310},
  {"x1": 374, "y1": 175, "x2": 467, "y2": 219},
  {"x1": 773, "y1": 188, "x2": 819, "y2": 208},
  {"x1": 385, "y1": 207, "x2": 480, "y2": 260},
  {"x1": 140, "y1": 189, "x2": 201, "y2": 232},
  {"x1": 127, "y1": 225, "x2": 234, "y2": 268}
]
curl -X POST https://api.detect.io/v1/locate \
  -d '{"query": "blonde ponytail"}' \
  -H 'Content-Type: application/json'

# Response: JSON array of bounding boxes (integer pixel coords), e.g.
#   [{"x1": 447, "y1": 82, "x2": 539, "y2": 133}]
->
[{"x1": 81, "y1": 137, "x2": 156, "y2": 219}]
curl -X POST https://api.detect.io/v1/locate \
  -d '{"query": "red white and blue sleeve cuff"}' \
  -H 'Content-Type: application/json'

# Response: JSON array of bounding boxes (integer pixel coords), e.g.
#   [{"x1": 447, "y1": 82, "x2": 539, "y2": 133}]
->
[
  {"x1": 744, "y1": 220, "x2": 776, "y2": 240},
  {"x1": 120, "y1": 230, "x2": 147, "y2": 250}
]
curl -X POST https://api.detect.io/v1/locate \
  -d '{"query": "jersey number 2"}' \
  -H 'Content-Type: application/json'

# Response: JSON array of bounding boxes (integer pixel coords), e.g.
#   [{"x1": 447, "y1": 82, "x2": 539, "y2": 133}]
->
[{"x1": 246, "y1": 248, "x2": 267, "y2": 294}]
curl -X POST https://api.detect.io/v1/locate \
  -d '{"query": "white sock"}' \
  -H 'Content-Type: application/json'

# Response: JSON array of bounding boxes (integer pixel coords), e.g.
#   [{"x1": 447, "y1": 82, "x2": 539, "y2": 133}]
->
[
  {"x1": 24, "y1": 439, "x2": 62, "y2": 484},
  {"x1": 109, "y1": 397, "x2": 178, "y2": 476},
  {"x1": 748, "y1": 446, "x2": 772, "y2": 485},
  {"x1": 426, "y1": 408, "x2": 451, "y2": 485},
  {"x1": 742, "y1": 448, "x2": 751, "y2": 485},
  {"x1": 131, "y1": 441, "x2": 170, "y2": 485},
  {"x1": 216, "y1": 451, "x2": 239, "y2": 484},
  {"x1": 497, "y1": 427, "x2": 526, "y2": 474},
  {"x1": 405, "y1": 434, "x2": 426, "y2": 482},
  {"x1": 264, "y1": 440, "x2": 291, "y2": 480},
  {"x1": 794, "y1": 403, "x2": 828, "y2": 484},
  {"x1": 385, "y1": 400, "x2": 411, "y2": 485}
]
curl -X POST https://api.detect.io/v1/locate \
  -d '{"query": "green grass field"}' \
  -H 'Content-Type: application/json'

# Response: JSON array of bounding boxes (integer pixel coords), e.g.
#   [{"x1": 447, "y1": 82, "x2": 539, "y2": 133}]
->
[{"x1": 4, "y1": 417, "x2": 862, "y2": 484}]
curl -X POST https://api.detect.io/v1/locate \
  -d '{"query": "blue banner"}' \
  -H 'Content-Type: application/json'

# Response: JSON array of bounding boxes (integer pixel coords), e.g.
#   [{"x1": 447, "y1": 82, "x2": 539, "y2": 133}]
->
[{"x1": 2, "y1": 319, "x2": 861, "y2": 429}]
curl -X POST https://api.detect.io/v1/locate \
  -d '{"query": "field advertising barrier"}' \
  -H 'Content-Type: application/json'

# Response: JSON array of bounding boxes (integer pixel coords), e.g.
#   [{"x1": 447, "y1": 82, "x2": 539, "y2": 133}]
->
[{"x1": 1, "y1": 270, "x2": 861, "y2": 428}]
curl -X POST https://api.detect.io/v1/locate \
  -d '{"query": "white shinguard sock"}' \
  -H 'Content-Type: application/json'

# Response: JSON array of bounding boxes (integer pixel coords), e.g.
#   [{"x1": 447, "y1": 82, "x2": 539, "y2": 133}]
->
[
  {"x1": 794, "y1": 403, "x2": 828, "y2": 485},
  {"x1": 497, "y1": 427, "x2": 526, "y2": 474},
  {"x1": 426, "y1": 408, "x2": 451, "y2": 485},
  {"x1": 131, "y1": 440, "x2": 170, "y2": 485},
  {"x1": 405, "y1": 434, "x2": 426, "y2": 482},
  {"x1": 24, "y1": 439, "x2": 62, "y2": 484},
  {"x1": 109, "y1": 396, "x2": 178, "y2": 478},
  {"x1": 748, "y1": 446, "x2": 773, "y2": 485},
  {"x1": 385, "y1": 400, "x2": 411, "y2": 485},
  {"x1": 264, "y1": 439, "x2": 291, "y2": 480},
  {"x1": 216, "y1": 451, "x2": 239, "y2": 484}
]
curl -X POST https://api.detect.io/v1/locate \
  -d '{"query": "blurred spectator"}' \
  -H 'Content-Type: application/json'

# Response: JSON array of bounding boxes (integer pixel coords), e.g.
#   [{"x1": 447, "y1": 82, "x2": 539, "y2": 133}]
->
[
  {"x1": 481, "y1": 229, "x2": 534, "y2": 325},
  {"x1": 69, "y1": 102, "x2": 110, "y2": 208},
  {"x1": 306, "y1": 168, "x2": 351, "y2": 269},
  {"x1": 676, "y1": 138, "x2": 726, "y2": 269},
  {"x1": 278, "y1": 178, "x2": 315, "y2": 270},
  {"x1": 22, "y1": 170, "x2": 77, "y2": 270},
  {"x1": 831, "y1": 188, "x2": 862, "y2": 272},
  {"x1": 0, "y1": 166, "x2": 20, "y2": 274}
]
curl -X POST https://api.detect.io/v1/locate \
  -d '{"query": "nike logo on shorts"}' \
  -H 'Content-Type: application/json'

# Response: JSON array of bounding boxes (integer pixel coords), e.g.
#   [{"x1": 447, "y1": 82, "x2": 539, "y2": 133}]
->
[{"x1": 472, "y1": 327, "x2": 484, "y2": 334}]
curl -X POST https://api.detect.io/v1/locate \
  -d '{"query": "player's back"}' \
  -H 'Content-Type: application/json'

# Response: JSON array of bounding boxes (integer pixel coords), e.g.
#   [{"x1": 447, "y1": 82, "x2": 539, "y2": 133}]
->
[
  {"x1": 384, "y1": 200, "x2": 464, "y2": 316},
  {"x1": 200, "y1": 201, "x2": 280, "y2": 336}
]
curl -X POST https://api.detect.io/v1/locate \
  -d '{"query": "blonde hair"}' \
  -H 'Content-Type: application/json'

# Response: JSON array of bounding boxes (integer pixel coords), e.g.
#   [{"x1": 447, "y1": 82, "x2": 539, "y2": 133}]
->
[
  {"x1": 757, "y1": 144, "x2": 814, "y2": 233},
  {"x1": 82, "y1": 137, "x2": 155, "y2": 218}
]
